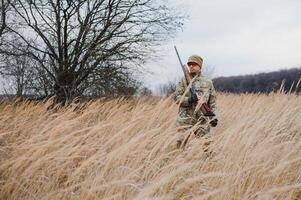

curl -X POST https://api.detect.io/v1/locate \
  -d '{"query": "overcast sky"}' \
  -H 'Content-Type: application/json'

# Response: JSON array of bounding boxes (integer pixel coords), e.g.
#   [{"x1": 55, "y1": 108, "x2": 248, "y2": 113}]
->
[{"x1": 144, "y1": 0, "x2": 301, "y2": 91}]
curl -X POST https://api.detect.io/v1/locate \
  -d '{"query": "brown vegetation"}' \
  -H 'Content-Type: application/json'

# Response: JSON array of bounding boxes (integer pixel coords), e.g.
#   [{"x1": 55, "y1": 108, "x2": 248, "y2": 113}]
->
[{"x1": 0, "y1": 93, "x2": 300, "y2": 199}]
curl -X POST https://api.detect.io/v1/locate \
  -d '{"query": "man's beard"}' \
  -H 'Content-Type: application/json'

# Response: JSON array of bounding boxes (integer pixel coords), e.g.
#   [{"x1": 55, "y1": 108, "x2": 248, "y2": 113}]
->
[{"x1": 189, "y1": 72, "x2": 198, "y2": 77}]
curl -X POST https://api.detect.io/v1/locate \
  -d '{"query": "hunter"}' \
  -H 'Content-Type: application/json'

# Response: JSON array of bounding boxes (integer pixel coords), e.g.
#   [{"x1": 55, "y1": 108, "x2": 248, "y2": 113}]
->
[{"x1": 173, "y1": 55, "x2": 218, "y2": 148}]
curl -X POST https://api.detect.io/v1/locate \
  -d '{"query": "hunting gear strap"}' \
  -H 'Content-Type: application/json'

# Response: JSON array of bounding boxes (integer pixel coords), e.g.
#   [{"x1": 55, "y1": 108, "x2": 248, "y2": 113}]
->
[{"x1": 174, "y1": 46, "x2": 215, "y2": 117}]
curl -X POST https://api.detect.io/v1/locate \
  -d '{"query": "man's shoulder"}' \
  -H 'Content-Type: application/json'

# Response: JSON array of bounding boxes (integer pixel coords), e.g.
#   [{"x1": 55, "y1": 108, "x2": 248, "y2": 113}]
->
[
  {"x1": 196, "y1": 75, "x2": 213, "y2": 84},
  {"x1": 174, "y1": 77, "x2": 186, "y2": 89}
]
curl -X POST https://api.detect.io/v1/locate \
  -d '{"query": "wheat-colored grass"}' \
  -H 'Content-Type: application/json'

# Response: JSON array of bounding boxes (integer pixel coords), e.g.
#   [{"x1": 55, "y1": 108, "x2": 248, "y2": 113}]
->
[{"x1": 0, "y1": 93, "x2": 300, "y2": 200}]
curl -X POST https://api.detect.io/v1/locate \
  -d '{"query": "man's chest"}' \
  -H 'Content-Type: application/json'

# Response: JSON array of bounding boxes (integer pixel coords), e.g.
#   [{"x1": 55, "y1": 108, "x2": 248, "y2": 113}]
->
[{"x1": 188, "y1": 79, "x2": 210, "y2": 103}]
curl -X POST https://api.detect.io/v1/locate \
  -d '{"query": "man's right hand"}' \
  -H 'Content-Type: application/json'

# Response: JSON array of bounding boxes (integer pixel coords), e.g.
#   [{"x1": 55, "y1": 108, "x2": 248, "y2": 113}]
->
[
  {"x1": 188, "y1": 93, "x2": 198, "y2": 104},
  {"x1": 210, "y1": 119, "x2": 218, "y2": 127}
]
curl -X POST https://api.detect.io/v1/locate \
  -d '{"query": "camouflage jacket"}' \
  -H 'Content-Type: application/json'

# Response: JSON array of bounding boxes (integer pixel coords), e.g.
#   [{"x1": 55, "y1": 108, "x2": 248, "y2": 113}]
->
[{"x1": 173, "y1": 73, "x2": 218, "y2": 125}]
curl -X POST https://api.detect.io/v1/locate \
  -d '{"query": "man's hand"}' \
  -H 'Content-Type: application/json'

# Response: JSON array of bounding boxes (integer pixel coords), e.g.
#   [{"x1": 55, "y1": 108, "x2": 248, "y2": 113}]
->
[
  {"x1": 188, "y1": 93, "x2": 198, "y2": 104},
  {"x1": 210, "y1": 119, "x2": 218, "y2": 127}
]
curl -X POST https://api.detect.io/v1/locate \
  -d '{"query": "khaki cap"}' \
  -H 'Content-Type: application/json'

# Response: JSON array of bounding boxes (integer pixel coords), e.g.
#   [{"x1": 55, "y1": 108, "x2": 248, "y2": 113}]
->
[{"x1": 187, "y1": 55, "x2": 203, "y2": 66}]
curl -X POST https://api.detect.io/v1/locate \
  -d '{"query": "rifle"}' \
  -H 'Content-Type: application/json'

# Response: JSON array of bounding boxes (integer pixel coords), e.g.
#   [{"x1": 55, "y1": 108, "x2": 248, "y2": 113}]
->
[{"x1": 174, "y1": 46, "x2": 215, "y2": 117}]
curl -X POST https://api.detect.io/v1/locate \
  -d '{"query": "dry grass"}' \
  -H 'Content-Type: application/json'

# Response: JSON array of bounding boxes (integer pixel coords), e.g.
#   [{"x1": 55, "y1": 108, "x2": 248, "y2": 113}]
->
[{"x1": 0, "y1": 93, "x2": 300, "y2": 200}]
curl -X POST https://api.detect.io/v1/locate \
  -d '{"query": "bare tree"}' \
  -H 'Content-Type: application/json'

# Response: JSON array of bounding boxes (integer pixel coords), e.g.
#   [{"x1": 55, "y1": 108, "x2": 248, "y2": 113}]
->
[
  {"x1": 1, "y1": 0, "x2": 183, "y2": 102},
  {"x1": 0, "y1": 0, "x2": 9, "y2": 36},
  {"x1": 0, "y1": 36, "x2": 52, "y2": 97},
  {"x1": 82, "y1": 61, "x2": 142, "y2": 97},
  {"x1": 0, "y1": 54, "x2": 30, "y2": 96},
  {"x1": 158, "y1": 80, "x2": 177, "y2": 96},
  {"x1": 138, "y1": 86, "x2": 152, "y2": 96}
]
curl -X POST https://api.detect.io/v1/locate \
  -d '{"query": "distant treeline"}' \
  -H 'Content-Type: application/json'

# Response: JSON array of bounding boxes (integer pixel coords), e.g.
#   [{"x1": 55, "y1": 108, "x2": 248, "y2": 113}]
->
[{"x1": 213, "y1": 67, "x2": 301, "y2": 93}]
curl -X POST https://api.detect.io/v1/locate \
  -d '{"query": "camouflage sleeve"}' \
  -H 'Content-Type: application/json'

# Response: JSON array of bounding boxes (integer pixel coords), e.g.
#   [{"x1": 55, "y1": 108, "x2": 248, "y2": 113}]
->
[
  {"x1": 173, "y1": 78, "x2": 190, "y2": 107},
  {"x1": 208, "y1": 80, "x2": 218, "y2": 118}
]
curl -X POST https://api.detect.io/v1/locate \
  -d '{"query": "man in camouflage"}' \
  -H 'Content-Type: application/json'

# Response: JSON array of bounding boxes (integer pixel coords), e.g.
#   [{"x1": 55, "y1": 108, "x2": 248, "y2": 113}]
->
[{"x1": 173, "y1": 55, "x2": 218, "y2": 147}]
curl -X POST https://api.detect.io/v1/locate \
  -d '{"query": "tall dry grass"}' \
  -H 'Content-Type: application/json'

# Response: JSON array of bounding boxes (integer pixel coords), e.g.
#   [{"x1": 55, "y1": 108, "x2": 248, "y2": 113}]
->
[{"x1": 0, "y1": 93, "x2": 300, "y2": 200}]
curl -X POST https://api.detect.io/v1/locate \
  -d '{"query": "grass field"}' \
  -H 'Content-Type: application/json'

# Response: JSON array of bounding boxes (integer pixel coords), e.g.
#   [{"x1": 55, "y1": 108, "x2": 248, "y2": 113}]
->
[{"x1": 0, "y1": 93, "x2": 300, "y2": 200}]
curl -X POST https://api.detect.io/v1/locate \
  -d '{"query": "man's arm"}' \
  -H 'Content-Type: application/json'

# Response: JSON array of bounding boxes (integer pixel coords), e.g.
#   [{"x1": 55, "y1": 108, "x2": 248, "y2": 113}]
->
[
  {"x1": 208, "y1": 80, "x2": 218, "y2": 118},
  {"x1": 173, "y1": 78, "x2": 190, "y2": 107}
]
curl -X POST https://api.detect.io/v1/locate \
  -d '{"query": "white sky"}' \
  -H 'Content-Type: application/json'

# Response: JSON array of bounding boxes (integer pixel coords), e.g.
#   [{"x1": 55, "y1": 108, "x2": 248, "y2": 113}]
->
[{"x1": 144, "y1": 0, "x2": 301, "y2": 91}]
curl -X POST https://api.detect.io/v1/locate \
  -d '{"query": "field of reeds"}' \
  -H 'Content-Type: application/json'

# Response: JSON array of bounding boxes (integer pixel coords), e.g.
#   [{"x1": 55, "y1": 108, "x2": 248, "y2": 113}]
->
[{"x1": 0, "y1": 93, "x2": 300, "y2": 200}]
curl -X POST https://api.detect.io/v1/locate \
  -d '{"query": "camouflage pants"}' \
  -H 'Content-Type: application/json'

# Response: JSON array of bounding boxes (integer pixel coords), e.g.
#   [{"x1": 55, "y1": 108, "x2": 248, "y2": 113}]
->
[{"x1": 176, "y1": 115, "x2": 211, "y2": 148}]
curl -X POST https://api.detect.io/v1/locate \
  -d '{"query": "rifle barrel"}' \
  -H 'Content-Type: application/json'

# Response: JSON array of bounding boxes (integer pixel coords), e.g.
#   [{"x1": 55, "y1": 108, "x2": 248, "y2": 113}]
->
[{"x1": 174, "y1": 46, "x2": 188, "y2": 86}]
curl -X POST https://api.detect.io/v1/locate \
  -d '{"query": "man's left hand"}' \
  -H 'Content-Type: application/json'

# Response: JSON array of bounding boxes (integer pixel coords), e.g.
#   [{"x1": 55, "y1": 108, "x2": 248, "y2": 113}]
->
[{"x1": 210, "y1": 119, "x2": 218, "y2": 127}]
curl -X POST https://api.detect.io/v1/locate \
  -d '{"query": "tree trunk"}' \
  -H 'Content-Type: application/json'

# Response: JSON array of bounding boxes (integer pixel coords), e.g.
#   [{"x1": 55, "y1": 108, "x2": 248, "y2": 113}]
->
[{"x1": 54, "y1": 71, "x2": 76, "y2": 104}]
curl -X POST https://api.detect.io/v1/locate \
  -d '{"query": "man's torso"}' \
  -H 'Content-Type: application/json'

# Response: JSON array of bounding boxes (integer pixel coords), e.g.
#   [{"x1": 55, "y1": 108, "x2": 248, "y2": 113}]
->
[{"x1": 176, "y1": 75, "x2": 213, "y2": 126}]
